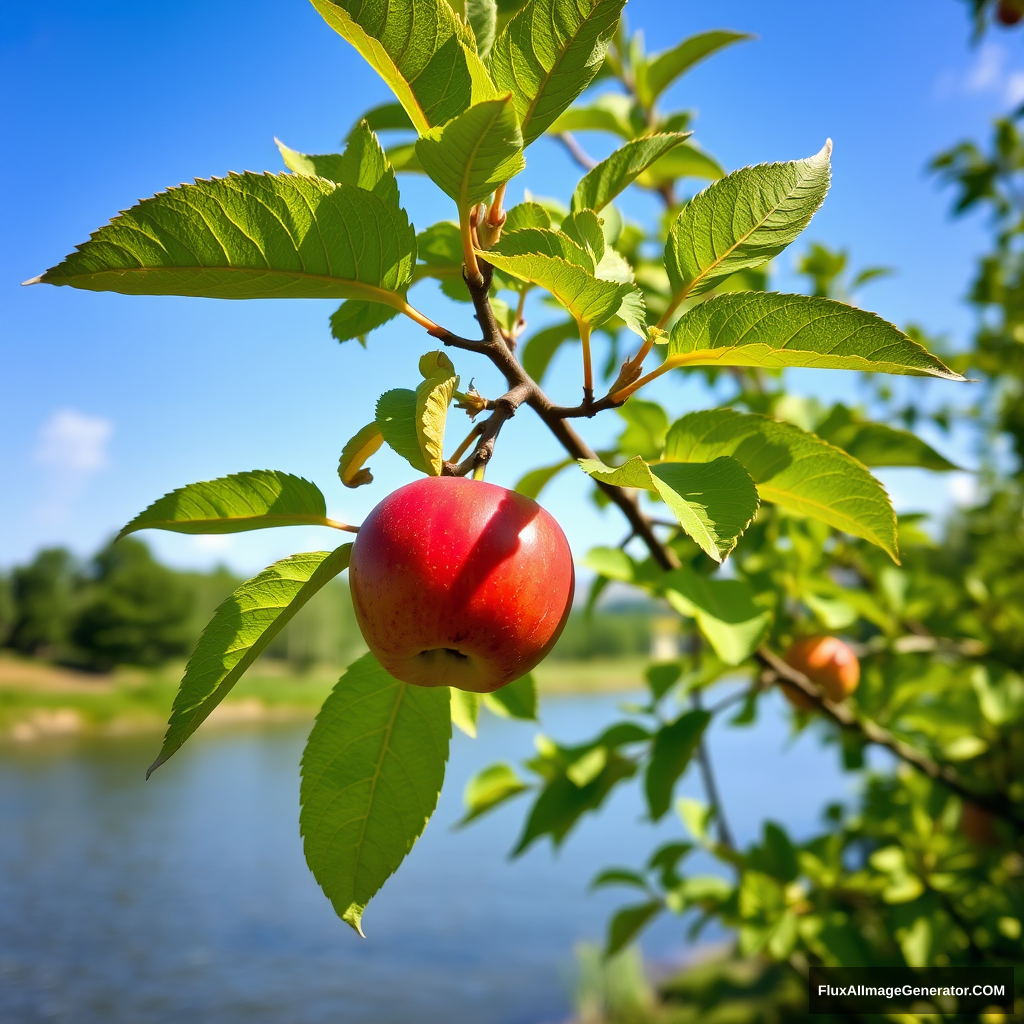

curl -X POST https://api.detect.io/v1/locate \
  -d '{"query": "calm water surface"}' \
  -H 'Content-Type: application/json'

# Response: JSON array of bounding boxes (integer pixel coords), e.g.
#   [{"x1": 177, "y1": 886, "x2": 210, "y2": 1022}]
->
[{"x1": 1, "y1": 691, "x2": 853, "y2": 1024}]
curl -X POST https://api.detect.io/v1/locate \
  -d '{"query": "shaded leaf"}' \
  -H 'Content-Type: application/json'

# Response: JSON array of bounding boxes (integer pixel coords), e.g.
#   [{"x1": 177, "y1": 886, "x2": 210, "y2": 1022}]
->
[
  {"x1": 578, "y1": 456, "x2": 759, "y2": 562},
  {"x1": 148, "y1": 546, "x2": 352, "y2": 776},
  {"x1": 356, "y1": 101, "x2": 416, "y2": 133},
  {"x1": 814, "y1": 405, "x2": 958, "y2": 471},
  {"x1": 665, "y1": 144, "x2": 832, "y2": 301},
  {"x1": 458, "y1": 762, "x2": 530, "y2": 826},
  {"x1": 645, "y1": 710, "x2": 710, "y2": 820},
  {"x1": 416, "y1": 95, "x2": 525, "y2": 208},
  {"x1": 606, "y1": 901, "x2": 663, "y2": 956},
  {"x1": 34, "y1": 173, "x2": 415, "y2": 309},
  {"x1": 548, "y1": 92, "x2": 635, "y2": 139},
  {"x1": 451, "y1": 687, "x2": 481, "y2": 737},
  {"x1": 300, "y1": 653, "x2": 451, "y2": 935},
  {"x1": 514, "y1": 458, "x2": 574, "y2": 499},
  {"x1": 489, "y1": 0, "x2": 626, "y2": 146},
  {"x1": 330, "y1": 300, "x2": 399, "y2": 343},
  {"x1": 376, "y1": 389, "x2": 428, "y2": 473},
  {"x1": 520, "y1": 319, "x2": 579, "y2": 382},
  {"x1": 339, "y1": 423, "x2": 384, "y2": 488},
  {"x1": 616, "y1": 399, "x2": 669, "y2": 460},
  {"x1": 665, "y1": 292, "x2": 965, "y2": 381},
  {"x1": 310, "y1": 0, "x2": 496, "y2": 133},
  {"x1": 636, "y1": 142, "x2": 725, "y2": 187},
  {"x1": 664, "y1": 408, "x2": 901, "y2": 560},
  {"x1": 483, "y1": 673, "x2": 539, "y2": 720},
  {"x1": 119, "y1": 470, "x2": 340, "y2": 538},
  {"x1": 571, "y1": 133, "x2": 690, "y2": 212}
]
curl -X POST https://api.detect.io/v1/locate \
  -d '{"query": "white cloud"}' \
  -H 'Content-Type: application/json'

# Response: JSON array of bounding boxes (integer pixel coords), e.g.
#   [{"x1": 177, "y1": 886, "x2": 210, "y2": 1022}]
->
[
  {"x1": 35, "y1": 409, "x2": 113, "y2": 473},
  {"x1": 941, "y1": 41, "x2": 1024, "y2": 107},
  {"x1": 34, "y1": 409, "x2": 113, "y2": 522},
  {"x1": 1007, "y1": 71, "x2": 1024, "y2": 106},
  {"x1": 965, "y1": 41, "x2": 1005, "y2": 93}
]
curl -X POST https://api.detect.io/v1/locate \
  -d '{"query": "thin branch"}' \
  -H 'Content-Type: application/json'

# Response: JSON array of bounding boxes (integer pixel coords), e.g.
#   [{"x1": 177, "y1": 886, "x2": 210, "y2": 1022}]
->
[
  {"x1": 756, "y1": 647, "x2": 1024, "y2": 830},
  {"x1": 691, "y1": 688, "x2": 735, "y2": 850},
  {"x1": 555, "y1": 131, "x2": 598, "y2": 171}
]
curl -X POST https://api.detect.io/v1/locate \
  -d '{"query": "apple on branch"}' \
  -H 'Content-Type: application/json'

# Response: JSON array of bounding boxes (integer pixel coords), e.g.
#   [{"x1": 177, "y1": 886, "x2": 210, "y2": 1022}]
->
[
  {"x1": 349, "y1": 478, "x2": 575, "y2": 693},
  {"x1": 781, "y1": 635, "x2": 861, "y2": 710}
]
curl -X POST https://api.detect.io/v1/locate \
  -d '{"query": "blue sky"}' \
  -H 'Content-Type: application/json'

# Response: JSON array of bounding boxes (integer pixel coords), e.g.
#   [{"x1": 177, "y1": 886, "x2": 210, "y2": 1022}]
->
[{"x1": 1, "y1": 0, "x2": 1020, "y2": 575}]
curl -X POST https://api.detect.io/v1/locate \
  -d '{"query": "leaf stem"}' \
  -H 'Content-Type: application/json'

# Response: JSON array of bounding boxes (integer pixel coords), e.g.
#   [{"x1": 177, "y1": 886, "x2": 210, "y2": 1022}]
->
[
  {"x1": 488, "y1": 183, "x2": 508, "y2": 229},
  {"x1": 324, "y1": 518, "x2": 360, "y2": 534},
  {"x1": 460, "y1": 205, "x2": 483, "y2": 286},
  {"x1": 580, "y1": 321, "x2": 594, "y2": 401}
]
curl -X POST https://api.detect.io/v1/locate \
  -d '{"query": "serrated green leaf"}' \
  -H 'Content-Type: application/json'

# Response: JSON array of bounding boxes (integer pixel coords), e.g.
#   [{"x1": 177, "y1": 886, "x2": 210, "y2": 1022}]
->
[
  {"x1": 277, "y1": 120, "x2": 399, "y2": 206},
  {"x1": 451, "y1": 687, "x2": 481, "y2": 736},
  {"x1": 561, "y1": 209, "x2": 605, "y2": 263},
  {"x1": 118, "y1": 470, "x2": 341, "y2": 538},
  {"x1": 663, "y1": 408, "x2": 901, "y2": 560},
  {"x1": 571, "y1": 133, "x2": 689, "y2": 212},
  {"x1": 606, "y1": 901, "x2": 663, "y2": 956},
  {"x1": 578, "y1": 456, "x2": 758, "y2": 562},
  {"x1": 489, "y1": 0, "x2": 625, "y2": 146},
  {"x1": 661, "y1": 565, "x2": 769, "y2": 665},
  {"x1": 665, "y1": 292, "x2": 966, "y2": 381},
  {"x1": 638, "y1": 30, "x2": 753, "y2": 107},
  {"x1": 504, "y1": 201, "x2": 551, "y2": 231},
  {"x1": 330, "y1": 300, "x2": 399, "y2": 343},
  {"x1": 665, "y1": 144, "x2": 831, "y2": 302},
  {"x1": 416, "y1": 96, "x2": 525, "y2": 208},
  {"x1": 514, "y1": 458, "x2": 574, "y2": 499},
  {"x1": 520, "y1": 319, "x2": 579, "y2": 382},
  {"x1": 616, "y1": 399, "x2": 669, "y2": 460},
  {"x1": 814, "y1": 405, "x2": 958, "y2": 471},
  {"x1": 636, "y1": 142, "x2": 725, "y2": 187},
  {"x1": 148, "y1": 546, "x2": 352, "y2": 776},
  {"x1": 457, "y1": 762, "x2": 530, "y2": 826},
  {"x1": 339, "y1": 423, "x2": 384, "y2": 488},
  {"x1": 416, "y1": 358, "x2": 458, "y2": 476},
  {"x1": 483, "y1": 672, "x2": 539, "y2": 720},
  {"x1": 645, "y1": 710, "x2": 710, "y2": 820},
  {"x1": 310, "y1": 0, "x2": 496, "y2": 134},
  {"x1": 300, "y1": 652, "x2": 451, "y2": 935},
  {"x1": 483, "y1": 239, "x2": 634, "y2": 328},
  {"x1": 33, "y1": 173, "x2": 415, "y2": 309},
  {"x1": 376, "y1": 389, "x2": 429, "y2": 473}
]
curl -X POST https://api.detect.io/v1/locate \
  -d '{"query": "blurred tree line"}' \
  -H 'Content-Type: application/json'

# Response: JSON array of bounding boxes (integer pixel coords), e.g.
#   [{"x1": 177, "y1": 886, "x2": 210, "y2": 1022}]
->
[{"x1": 0, "y1": 539, "x2": 655, "y2": 673}]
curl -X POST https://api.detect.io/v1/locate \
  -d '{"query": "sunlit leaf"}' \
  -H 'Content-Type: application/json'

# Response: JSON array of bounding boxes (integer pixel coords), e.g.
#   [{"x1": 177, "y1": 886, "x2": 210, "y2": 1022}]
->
[
  {"x1": 665, "y1": 144, "x2": 832, "y2": 301},
  {"x1": 578, "y1": 455, "x2": 758, "y2": 562},
  {"x1": 457, "y1": 762, "x2": 530, "y2": 826},
  {"x1": 484, "y1": 673, "x2": 539, "y2": 720},
  {"x1": 814, "y1": 405, "x2": 959, "y2": 471},
  {"x1": 515, "y1": 459, "x2": 574, "y2": 499},
  {"x1": 338, "y1": 423, "x2": 384, "y2": 488},
  {"x1": 571, "y1": 133, "x2": 690, "y2": 212},
  {"x1": 664, "y1": 408, "x2": 901, "y2": 560},
  {"x1": 148, "y1": 546, "x2": 352, "y2": 776},
  {"x1": 638, "y1": 30, "x2": 753, "y2": 106},
  {"x1": 451, "y1": 687, "x2": 481, "y2": 737},
  {"x1": 376, "y1": 389, "x2": 428, "y2": 473},
  {"x1": 606, "y1": 900, "x2": 663, "y2": 956},
  {"x1": 118, "y1": 470, "x2": 341, "y2": 537},
  {"x1": 300, "y1": 653, "x2": 451, "y2": 935},
  {"x1": 635, "y1": 142, "x2": 725, "y2": 187}
]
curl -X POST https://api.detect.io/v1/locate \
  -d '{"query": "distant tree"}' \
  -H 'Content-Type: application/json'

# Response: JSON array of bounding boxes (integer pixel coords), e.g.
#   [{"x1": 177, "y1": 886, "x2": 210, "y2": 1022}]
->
[
  {"x1": 7, "y1": 547, "x2": 77, "y2": 658},
  {"x1": 70, "y1": 539, "x2": 194, "y2": 670},
  {"x1": 0, "y1": 571, "x2": 16, "y2": 646}
]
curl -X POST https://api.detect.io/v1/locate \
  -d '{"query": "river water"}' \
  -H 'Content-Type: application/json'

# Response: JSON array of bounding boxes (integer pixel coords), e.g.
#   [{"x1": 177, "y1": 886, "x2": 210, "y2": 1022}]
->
[{"x1": 0, "y1": 691, "x2": 852, "y2": 1024}]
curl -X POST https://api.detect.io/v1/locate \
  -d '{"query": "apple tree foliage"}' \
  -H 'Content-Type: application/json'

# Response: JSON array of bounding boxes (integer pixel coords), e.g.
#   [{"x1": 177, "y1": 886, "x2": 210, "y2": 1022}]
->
[{"x1": 31, "y1": 0, "x2": 1022, "y2": 996}]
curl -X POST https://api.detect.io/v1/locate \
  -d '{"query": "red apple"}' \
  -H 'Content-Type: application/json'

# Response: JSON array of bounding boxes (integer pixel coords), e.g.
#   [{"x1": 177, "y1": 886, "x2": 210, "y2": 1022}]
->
[
  {"x1": 349, "y1": 477, "x2": 575, "y2": 693},
  {"x1": 997, "y1": 0, "x2": 1024, "y2": 26},
  {"x1": 781, "y1": 635, "x2": 860, "y2": 710}
]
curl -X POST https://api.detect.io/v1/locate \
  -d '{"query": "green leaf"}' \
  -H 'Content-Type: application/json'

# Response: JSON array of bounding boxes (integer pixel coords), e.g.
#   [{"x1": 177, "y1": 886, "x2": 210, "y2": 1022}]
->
[
  {"x1": 514, "y1": 458, "x2": 574, "y2": 499},
  {"x1": 638, "y1": 30, "x2": 753, "y2": 106},
  {"x1": 300, "y1": 652, "x2": 451, "y2": 935},
  {"x1": 457, "y1": 762, "x2": 530, "y2": 826},
  {"x1": 339, "y1": 423, "x2": 384, "y2": 488},
  {"x1": 547, "y1": 93, "x2": 635, "y2": 139},
  {"x1": 330, "y1": 300, "x2": 399, "y2": 343},
  {"x1": 606, "y1": 900, "x2": 663, "y2": 956},
  {"x1": 520, "y1": 319, "x2": 579, "y2": 382},
  {"x1": 582, "y1": 546, "x2": 635, "y2": 583},
  {"x1": 118, "y1": 470, "x2": 342, "y2": 538},
  {"x1": 616, "y1": 399, "x2": 669, "y2": 460},
  {"x1": 483, "y1": 238, "x2": 635, "y2": 328},
  {"x1": 661, "y1": 566, "x2": 770, "y2": 665},
  {"x1": 415, "y1": 351, "x2": 459, "y2": 475},
  {"x1": 665, "y1": 144, "x2": 832, "y2": 301},
  {"x1": 635, "y1": 142, "x2": 725, "y2": 187},
  {"x1": 386, "y1": 142, "x2": 423, "y2": 173},
  {"x1": 375, "y1": 389, "x2": 426, "y2": 472},
  {"x1": 415, "y1": 95, "x2": 525, "y2": 208},
  {"x1": 148, "y1": 546, "x2": 352, "y2": 776},
  {"x1": 277, "y1": 120, "x2": 399, "y2": 206},
  {"x1": 461, "y1": 0, "x2": 498, "y2": 59},
  {"x1": 663, "y1": 408, "x2": 901, "y2": 560},
  {"x1": 309, "y1": 0, "x2": 496, "y2": 134},
  {"x1": 504, "y1": 201, "x2": 552, "y2": 231},
  {"x1": 451, "y1": 687, "x2": 481, "y2": 737},
  {"x1": 578, "y1": 456, "x2": 759, "y2": 562},
  {"x1": 571, "y1": 133, "x2": 690, "y2": 212},
  {"x1": 483, "y1": 673, "x2": 539, "y2": 719},
  {"x1": 357, "y1": 101, "x2": 416, "y2": 133},
  {"x1": 561, "y1": 209, "x2": 606, "y2": 263},
  {"x1": 33, "y1": 173, "x2": 416, "y2": 310},
  {"x1": 590, "y1": 867, "x2": 651, "y2": 892},
  {"x1": 814, "y1": 405, "x2": 958, "y2": 471},
  {"x1": 645, "y1": 710, "x2": 710, "y2": 820},
  {"x1": 665, "y1": 292, "x2": 965, "y2": 381},
  {"x1": 489, "y1": 0, "x2": 626, "y2": 146}
]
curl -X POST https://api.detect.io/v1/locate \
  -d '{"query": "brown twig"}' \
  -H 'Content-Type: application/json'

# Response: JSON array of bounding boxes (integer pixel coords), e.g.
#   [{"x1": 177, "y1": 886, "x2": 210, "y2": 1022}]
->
[{"x1": 555, "y1": 131, "x2": 598, "y2": 171}]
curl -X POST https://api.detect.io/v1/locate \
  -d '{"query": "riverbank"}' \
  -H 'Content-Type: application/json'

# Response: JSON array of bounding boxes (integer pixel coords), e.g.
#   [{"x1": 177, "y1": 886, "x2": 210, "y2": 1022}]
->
[{"x1": 0, "y1": 654, "x2": 647, "y2": 741}]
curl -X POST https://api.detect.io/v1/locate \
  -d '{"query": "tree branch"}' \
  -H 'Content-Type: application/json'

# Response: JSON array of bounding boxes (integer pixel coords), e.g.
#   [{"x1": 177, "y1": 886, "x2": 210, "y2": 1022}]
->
[{"x1": 555, "y1": 131, "x2": 598, "y2": 171}]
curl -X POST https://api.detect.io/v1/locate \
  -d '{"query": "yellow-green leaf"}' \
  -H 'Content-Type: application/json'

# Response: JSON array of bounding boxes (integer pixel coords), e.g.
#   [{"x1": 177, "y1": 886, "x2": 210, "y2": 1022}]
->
[{"x1": 338, "y1": 423, "x2": 384, "y2": 488}]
